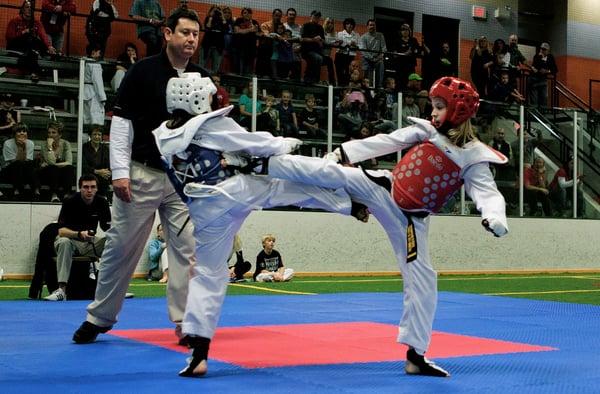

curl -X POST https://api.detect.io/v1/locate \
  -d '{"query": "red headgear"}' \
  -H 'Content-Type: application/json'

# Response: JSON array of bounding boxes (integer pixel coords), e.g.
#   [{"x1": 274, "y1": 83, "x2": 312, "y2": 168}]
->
[{"x1": 429, "y1": 77, "x2": 479, "y2": 127}]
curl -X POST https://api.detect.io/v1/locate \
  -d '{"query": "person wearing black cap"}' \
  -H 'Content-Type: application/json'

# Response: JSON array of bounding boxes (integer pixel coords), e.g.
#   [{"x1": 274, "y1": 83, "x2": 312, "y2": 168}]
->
[{"x1": 300, "y1": 10, "x2": 325, "y2": 84}]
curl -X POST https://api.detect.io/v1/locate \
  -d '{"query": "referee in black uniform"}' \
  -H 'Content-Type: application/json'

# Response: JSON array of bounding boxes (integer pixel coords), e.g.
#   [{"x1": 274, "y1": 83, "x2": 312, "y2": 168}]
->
[{"x1": 73, "y1": 7, "x2": 209, "y2": 344}]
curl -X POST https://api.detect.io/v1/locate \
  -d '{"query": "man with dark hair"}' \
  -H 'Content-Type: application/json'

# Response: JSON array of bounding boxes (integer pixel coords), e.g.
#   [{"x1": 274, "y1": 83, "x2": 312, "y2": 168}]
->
[
  {"x1": 358, "y1": 19, "x2": 386, "y2": 88},
  {"x1": 45, "y1": 174, "x2": 111, "y2": 301},
  {"x1": 300, "y1": 10, "x2": 325, "y2": 84},
  {"x1": 72, "y1": 7, "x2": 208, "y2": 343}
]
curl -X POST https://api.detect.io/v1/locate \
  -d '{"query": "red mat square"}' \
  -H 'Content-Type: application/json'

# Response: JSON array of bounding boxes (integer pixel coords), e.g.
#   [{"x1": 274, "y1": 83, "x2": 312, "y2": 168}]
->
[{"x1": 111, "y1": 322, "x2": 556, "y2": 368}]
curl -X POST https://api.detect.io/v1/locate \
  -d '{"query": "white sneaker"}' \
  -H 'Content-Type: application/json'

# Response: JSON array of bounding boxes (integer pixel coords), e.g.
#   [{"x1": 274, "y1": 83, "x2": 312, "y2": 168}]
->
[{"x1": 44, "y1": 288, "x2": 66, "y2": 301}]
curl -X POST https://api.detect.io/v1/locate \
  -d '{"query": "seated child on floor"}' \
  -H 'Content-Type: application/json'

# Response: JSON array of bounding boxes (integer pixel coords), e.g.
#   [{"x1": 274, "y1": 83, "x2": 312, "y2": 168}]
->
[{"x1": 253, "y1": 234, "x2": 294, "y2": 282}]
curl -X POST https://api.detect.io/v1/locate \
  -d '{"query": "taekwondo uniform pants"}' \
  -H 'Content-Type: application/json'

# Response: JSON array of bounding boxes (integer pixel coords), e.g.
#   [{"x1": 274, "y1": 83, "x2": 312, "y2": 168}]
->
[
  {"x1": 86, "y1": 162, "x2": 194, "y2": 327},
  {"x1": 181, "y1": 173, "x2": 351, "y2": 339},
  {"x1": 269, "y1": 155, "x2": 438, "y2": 355}
]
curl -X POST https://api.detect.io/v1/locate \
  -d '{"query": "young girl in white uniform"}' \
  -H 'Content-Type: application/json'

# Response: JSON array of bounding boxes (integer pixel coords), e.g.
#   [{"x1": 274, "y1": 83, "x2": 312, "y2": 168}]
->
[{"x1": 267, "y1": 77, "x2": 509, "y2": 377}]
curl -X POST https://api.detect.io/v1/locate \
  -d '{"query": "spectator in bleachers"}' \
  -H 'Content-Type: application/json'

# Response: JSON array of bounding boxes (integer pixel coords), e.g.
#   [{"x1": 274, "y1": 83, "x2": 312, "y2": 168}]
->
[
  {"x1": 1, "y1": 122, "x2": 39, "y2": 200},
  {"x1": 347, "y1": 68, "x2": 362, "y2": 89},
  {"x1": 220, "y1": 6, "x2": 235, "y2": 74},
  {"x1": 335, "y1": 18, "x2": 359, "y2": 87},
  {"x1": 260, "y1": 95, "x2": 279, "y2": 134},
  {"x1": 359, "y1": 19, "x2": 386, "y2": 88},
  {"x1": 84, "y1": 0, "x2": 118, "y2": 58},
  {"x1": 400, "y1": 91, "x2": 420, "y2": 127},
  {"x1": 488, "y1": 70, "x2": 525, "y2": 104},
  {"x1": 40, "y1": 0, "x2": 75, "y2": 55},
  {"x1": 415, "y1": 89, "x2": 431, "y2": 119},
  {"x1": 83, "y1": 44, "x2": 106, "y2": 127},
  {"x1": 257, "y1": 9, "x2": 283, "y2": 78},
  {"x1": 277, "y1": 90, "x2": 299, "y2": 137},
  {"x1": 349, "y1": 58, "x2": 362, "y2": 78},
  {"x1": 283, "y1": 8, "x2": 302, "y2": 81},
  {"x1": 200, "y1": 5, "x2": 226, "y2": 73},
  {"x1": 238, "y1": 81, "x2": 262, "y2": 130},
  {"x1": 45, "y1": 174, "x2": 111, "y2": 301},
  {"x1": 212, "y1": 74, "x2": 229, "y2": 109},
  {"x1": 529, "y1": 42, "x2": 558, "y2": 107},
  {"x1": 129, "y1": 0, "x2": 165, "y2": 57},
  {"x1": 301, "y1": 10, "x2": 325, "y2": 85},
  {"x1": 268, "y1": 22, "x2": 284, "y2": 79},
  {"x1": 507, "y1": 34, "x2": 526, "y2": 79},
  {"x1": 549, "y1": 155, "x2": 585, "y2": 217},
  {"x1": 233, "y1": 7, "x2": 259, "y2": 76},
  {"x1": 511, "y1": 127, "x2": 542, "y2": 169},
  {"x1": 322, "y1": 17, "x2": 339, "y2": 86},
  {"x1": 492, "y1": 39, "x2": 509, "y2": 68},
  {"x1": 82, "y1": 125, "x2": 110, "y2": 198},
  {"x1": 469, "y1": 36, "x2": 492, "y2": 97},
  {"x1": 111, "y1": 42, "x2": 138, "y2": 91},
  {"x1": 524, "y1": 157, "x2": 553, "y2": 216},
  {"x1": 6, "y1": 0, "x2": 56, "y2": 82},
  {"x1": 392, "y1": 23, "x2": 428, "y2": 89},
  {"x1": 337, "y1": 89, "x2": 368, "y2": 139},
  {"x1": 274, "y1": 27, "x2": 294, "y2": 79},
  {"x1": 299, "y1": 94, "x2": 325, "y2": 138},
  {"x1": 488, "y1": 127, "x2": 513, "y2": 181},
  {"x1": 406, "y1": 72, "x2": 425, "y2": 95},
  {"x1": 429, "y1": 41, "x2": 457, "y2": 82},
  {"x1": 383, "y1": 77, "x2": 397, "y2": 112},
  {"x1": 0, "y1": 104, "x2": 18, "y2": 158},
  {"x1": 39, "y1": 121, "x2": 75, "y2": 202}
]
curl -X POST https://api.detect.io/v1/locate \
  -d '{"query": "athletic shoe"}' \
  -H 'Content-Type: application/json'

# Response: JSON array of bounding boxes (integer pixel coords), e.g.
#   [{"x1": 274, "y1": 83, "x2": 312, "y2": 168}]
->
[
  {"x1": 44, "y1": 288, "x2": 66, "y2": 301},
  {"x1": 405, "y1": 348, "x2": 450, "y2": 377},
  {"x1": 72, "y1": 321, "x2": 112, "y2": 344}
]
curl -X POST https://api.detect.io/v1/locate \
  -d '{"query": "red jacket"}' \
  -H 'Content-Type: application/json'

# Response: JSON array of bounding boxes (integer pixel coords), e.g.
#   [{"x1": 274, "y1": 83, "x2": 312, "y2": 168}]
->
[
  {"x1": 41, "y1": 0, "x2": 76, "y2": 34},
  {"x1": 5, "y1": 16, "x2": 51, "y2": 49}
]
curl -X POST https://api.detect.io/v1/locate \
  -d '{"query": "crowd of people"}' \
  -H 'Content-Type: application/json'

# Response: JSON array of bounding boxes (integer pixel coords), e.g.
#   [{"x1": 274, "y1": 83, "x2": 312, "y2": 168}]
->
[{"x1": 0, "y1": 1, "x2": 588, "y2": 384}]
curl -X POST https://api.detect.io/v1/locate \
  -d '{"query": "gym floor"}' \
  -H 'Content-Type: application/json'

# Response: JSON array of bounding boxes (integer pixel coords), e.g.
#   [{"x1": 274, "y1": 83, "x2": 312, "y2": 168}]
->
[{"x1": 1, "y1": 286, "x2": 598, "y2": 393}]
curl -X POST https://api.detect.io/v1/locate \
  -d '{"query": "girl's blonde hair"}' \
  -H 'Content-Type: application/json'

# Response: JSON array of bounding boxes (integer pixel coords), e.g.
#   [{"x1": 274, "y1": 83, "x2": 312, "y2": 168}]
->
[
  {"x1": 446, "y1": 120, "x2": 478, "y2": 147},
  {"x1": 323, "y1": 18, "x2": 335, "y2": 34},
  {"x1": 261, "y1": 234, "x2": 276, "y2": 245}
]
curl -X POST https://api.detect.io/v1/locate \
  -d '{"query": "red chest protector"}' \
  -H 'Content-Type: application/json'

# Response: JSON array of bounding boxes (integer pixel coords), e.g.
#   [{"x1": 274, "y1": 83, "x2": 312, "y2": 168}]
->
[{"x1": 391, "y1": 142, "x2": 462, "y2": 213}]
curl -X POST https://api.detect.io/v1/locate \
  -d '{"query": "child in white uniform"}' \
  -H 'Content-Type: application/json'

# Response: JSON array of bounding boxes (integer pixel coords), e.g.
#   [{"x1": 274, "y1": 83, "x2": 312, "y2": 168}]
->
[
  {"x1": 152, "y1": 73, "x2": 362, "y2": 378},
  {"x1": 267, "y1": 77, "x2": 509, "y2": 377}
]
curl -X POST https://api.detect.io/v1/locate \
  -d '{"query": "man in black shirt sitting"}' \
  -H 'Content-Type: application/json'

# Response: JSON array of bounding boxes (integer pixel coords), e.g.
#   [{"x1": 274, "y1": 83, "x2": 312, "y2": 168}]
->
[{"x1": 45, "y1": 174, "x2": 111, "y2": 301}]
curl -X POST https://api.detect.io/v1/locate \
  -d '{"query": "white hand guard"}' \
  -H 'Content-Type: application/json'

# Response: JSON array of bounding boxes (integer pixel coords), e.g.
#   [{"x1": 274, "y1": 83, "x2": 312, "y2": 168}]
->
[
  {"x1": 482, "y1": 218, "x2": 508, "y2": 237},
  {"x1": 283, "y1": 137, "x2": 303, "y2": 153},
  {"x1": 324, "y1": 147, "x2": 342, "y2": 163}
]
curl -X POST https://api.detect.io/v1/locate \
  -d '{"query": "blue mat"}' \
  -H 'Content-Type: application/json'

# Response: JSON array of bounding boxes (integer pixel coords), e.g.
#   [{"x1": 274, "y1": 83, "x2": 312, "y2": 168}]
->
[{"x1": 0, "y1": 292, "x2": 599, "y2": 393}]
